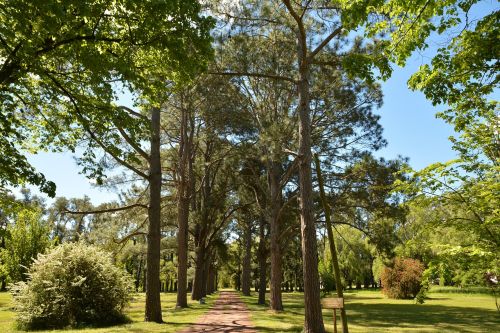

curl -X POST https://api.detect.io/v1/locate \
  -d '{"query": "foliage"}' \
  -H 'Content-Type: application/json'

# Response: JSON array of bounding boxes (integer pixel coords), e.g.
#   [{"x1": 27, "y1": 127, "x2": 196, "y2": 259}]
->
[
  {"x1": 0, "y1": 0, "x2": 214, "y2": 195},
  {"x1": 381, "y1": 257, "x2": 425, "y2": 299},
  {"x1": 11, "y1": 243, "x2": 133, "y2": 329},
  {"x1": 0, "y1": 208, "x2": 50, "y2": 283}
]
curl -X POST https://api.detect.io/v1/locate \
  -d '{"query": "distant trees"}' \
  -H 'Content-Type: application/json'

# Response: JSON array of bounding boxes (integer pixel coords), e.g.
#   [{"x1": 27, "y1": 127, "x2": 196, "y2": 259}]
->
[{"x1": 1, "y1": 208, "x2": 51, "y2": 283}]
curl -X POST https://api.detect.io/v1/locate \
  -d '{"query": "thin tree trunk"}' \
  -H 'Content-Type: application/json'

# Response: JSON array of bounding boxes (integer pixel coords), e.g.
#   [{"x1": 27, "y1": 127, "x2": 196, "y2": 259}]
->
[
  {"x1": 314, "y1": 154, "x2": 348, "y2": 332},
  {"x1": 176, "y1": 106, "x2": 190, "y2": 308},
  {"x1": 296, "y1": 35, "x2": 325, "y2": 332},
  {"x1": 258, "y1": 210, "x2": 267, "y2": 305},
  {"x1": 242, "y1": 218, "x2": 252, "y2": 296},
  {"x1": 269, "y1": 162, "x2": 283, "y2": 311},
  {"x1": 145, "y1": 107, "x2": 162, "y2": 323}
]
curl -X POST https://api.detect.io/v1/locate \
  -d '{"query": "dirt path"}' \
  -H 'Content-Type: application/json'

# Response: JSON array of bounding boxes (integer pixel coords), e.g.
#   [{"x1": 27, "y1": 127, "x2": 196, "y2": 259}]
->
[{"x1": 177, "y1": 291, "x2": 256, "y2": 333}]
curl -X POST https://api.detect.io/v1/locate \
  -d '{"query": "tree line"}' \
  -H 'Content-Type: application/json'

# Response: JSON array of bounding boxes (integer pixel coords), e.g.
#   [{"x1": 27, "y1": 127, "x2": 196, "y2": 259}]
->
[{"x1": 0, "y1": 1, "x2": 497, "y2": 332}]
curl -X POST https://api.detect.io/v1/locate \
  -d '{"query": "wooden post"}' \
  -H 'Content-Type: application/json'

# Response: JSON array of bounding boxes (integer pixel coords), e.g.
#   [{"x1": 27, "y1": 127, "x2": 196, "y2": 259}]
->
[
  {"x1": 333, "y1": 308, "x2": 337, "y2": 333},
  {"x1": 322, "y1": 297, "x2": 344, "y2": 333}
]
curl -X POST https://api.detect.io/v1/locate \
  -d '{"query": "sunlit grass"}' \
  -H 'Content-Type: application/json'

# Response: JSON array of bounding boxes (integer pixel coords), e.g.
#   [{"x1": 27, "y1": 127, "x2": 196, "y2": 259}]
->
[
  {"x1": 0, "y1": 291, "x2": 219, "y2": 333},
  {"x1": 240, "y1": 289, "x2": 499, "y2": 333}
]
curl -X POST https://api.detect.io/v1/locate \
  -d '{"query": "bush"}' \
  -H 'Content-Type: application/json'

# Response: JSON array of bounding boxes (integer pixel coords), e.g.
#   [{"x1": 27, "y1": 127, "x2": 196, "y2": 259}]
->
[
  {"x1": 11, "y1": 243, "x2": 133, "y2": 329},
  {"x1": 381, "y1": 257, "x2": 424, "y2": 299}
]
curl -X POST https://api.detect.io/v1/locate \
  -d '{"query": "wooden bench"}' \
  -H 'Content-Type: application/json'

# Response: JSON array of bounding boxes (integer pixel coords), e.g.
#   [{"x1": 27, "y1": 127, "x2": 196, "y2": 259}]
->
[{"x1": 321, "y1": 297, "x2": 344, "y2": 333}]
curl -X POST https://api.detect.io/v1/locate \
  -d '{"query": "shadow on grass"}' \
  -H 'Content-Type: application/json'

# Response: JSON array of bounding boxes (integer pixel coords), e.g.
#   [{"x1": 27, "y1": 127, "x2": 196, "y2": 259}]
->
[
  {"x1": 347, "y1": 302, "x2": 500, "y2": 332},
  {"x1": 254, "y1": 325, "x2": 303, "y2": 333},
  {"x1": 243, "y1": 292, "x2": 499, "y2": 333}
]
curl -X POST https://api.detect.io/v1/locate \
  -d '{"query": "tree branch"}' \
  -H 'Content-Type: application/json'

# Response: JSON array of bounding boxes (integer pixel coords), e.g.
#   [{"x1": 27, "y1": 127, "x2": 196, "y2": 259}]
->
[
  {"x1": 308, "y1": 25, "x2": 343, "y2": 61},
  {"x1": 208, "y1": 71, "x2": 296, "y2": 84},
  {"x1": 64, "y1": 203, "x2": 148, "y2": 215}
]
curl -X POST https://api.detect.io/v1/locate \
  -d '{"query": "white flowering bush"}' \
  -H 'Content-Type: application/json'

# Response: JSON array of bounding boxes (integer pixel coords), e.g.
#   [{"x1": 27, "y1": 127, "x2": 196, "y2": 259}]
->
[{"x1": 11, "y1": 243, "x2": 133, "y2": 329}]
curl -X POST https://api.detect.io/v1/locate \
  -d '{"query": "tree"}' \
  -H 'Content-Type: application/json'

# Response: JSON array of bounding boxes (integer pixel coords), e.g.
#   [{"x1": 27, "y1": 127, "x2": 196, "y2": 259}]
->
[
  {"x1": 0, "y1": 208, "x2": 51, "y2": 283},
  {"x1": 0, "y1": 0, "x2": 213, "y2": 197},
  {"x1": 375, "y1": 1, "x2": 499, "y2": 275}
]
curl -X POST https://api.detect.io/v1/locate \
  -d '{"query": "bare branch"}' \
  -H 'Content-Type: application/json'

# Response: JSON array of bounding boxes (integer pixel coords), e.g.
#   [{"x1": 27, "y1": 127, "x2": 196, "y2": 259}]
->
[
  {"x1": 308, "y1": 25, "x2": 343, "y2": 61},
  {"x1": 64, "y1": 203, "x2": 148, "y2": 215},
  {"x1": 208, "y1": 71, "x2": 296, "y2": 84}
]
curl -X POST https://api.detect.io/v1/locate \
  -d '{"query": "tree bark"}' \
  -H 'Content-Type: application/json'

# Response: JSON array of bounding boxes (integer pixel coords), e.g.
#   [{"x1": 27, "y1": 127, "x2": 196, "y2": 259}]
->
[
  {"x1": 314, "y1": 154, "x2": 349, "y2": 333},
  {"x1": 269, "y1": 161, "x2": 283, "y2": 311},
  {"x1": 207, "y1": 263, "x2": 216, "y2": 294},
  {"x1": 135, "y1": 256, "x2": 143, "y2": 292},
  {"x1": 145, "y1": 107, "x2": 163, "y2": 323},
  {"x1": 241, "y1": 218, "x2": 252, "y2": 296},
  {"x1": 258, "y1": 214, "x2": 267, "y2": 305},
  {"x1": 296, "y1": 35, "x2": 325, "y2": 332},
  {"x1": 191, "y1": 247, "x2": 206, "y2": 300},
  {"x1": 176, "y1": 105, "x2": 190, "y2": 308}
]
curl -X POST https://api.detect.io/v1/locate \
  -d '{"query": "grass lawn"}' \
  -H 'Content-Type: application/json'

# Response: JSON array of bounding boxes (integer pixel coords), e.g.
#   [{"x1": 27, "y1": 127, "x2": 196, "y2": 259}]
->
[
  {"x1": 240, "y1": 289, "x2": 499, "y2": 333},
  {"x1": 0, "y1": 291, "x2": 218, "y2": 333}
]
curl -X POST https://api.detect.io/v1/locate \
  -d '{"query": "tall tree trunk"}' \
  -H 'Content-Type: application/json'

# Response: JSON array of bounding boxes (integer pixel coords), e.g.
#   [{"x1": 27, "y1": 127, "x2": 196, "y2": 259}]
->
[
  {"x1": 296, "y1": 36, "x2": 325, "y2": 332},
  {"x1": 241, "y1": 218, "x2": 252, "y2": 296},
  {"x1": 191, "y1": 247, "x2": 206, "y2": 300},
  {"x1": 207, "y1": 263, "x2": 215, "y2": 294},
  {"x1": 200, "y1": 252, "x2": 210, "y2": 298},
  {"x1": 269, "y1": 162, "x2": 283, "y2": 310},
  {"x1": 258, "y1": 209, "x2": 268, "y2": 305},
  {"x1": 176, "y1": 106, "x2": 190, "y2": 308},
  {"x1": 314, "y1": 154, "x2": 348, "y2": 332},
  {"x1": 145, "y1": 107, "x2": 162, "y2": 323}
]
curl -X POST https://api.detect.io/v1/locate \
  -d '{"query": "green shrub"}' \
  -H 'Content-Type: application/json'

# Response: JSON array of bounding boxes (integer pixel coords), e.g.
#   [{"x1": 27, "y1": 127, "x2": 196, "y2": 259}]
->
[
  {"x1": 0, "y1": 208, "x2": 51, "y2": 283},
  {"x1": 11, "y1": 242, "x2": 133, "y2": 329},
  {"x1": 381, "y1": 257, "x2": 424, "y2": 299}
]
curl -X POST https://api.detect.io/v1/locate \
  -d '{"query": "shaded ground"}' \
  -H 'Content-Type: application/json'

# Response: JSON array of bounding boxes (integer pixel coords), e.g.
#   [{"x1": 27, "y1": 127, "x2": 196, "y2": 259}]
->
[
  {"x1": 178, "y1": 291, "x2": 256, "y2": 333},
  {"x1": 240, "y1": 289, "x2": 499, "y2": 332},
  {"x1": 0, "y1": 292, "x2": 218, "y2": 333}
]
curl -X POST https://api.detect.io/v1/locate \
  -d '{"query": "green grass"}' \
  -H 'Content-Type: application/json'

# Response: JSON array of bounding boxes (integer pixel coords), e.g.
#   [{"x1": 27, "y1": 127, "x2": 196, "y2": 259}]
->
[
  {"x1": 240, "y1": 289, "x2": 500, "y2": 333},
  {"x1": 428, "y1": 286, "x2": 493, "y2": 294},
  {"x1": 0, "y1": 291, "x2": 218, "y2": 333}
]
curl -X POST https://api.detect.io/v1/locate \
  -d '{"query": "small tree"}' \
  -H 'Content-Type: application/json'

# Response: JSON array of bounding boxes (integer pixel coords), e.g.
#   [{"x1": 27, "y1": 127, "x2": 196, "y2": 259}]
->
[
  {"x1": 0, "y1": 208, "x2": 50, "y2": 283},
  {"x1": 11, "y1": 243, "x2": 132, "y2": 329},
  {"x1": 381, "y1": 258, "x2": 424, "y2": 299}
]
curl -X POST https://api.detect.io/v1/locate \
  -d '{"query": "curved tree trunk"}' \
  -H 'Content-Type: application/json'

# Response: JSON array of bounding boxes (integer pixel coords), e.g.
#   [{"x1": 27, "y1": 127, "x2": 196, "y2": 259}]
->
[
  {"x1": 145, "y1": 107, "x2": 163, "y2": 323},
  {"x1": 314, "y1": 154, "x2": 349, "y2": 333}
]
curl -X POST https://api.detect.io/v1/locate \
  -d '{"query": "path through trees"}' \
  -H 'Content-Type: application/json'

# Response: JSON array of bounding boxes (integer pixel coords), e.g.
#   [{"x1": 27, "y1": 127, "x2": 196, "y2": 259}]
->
[{"x1": 178, "y1": 291, "x2": 256, "y2": 333}]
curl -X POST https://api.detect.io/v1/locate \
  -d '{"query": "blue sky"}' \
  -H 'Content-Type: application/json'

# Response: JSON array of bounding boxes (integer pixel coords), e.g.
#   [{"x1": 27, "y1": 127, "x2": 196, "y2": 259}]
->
[
  {"x1": 22, "y1": 1, "x2": 500, "y2": 205},
  {"x1": 24, "y1": 56, "x2": 456, "y2": 206}
]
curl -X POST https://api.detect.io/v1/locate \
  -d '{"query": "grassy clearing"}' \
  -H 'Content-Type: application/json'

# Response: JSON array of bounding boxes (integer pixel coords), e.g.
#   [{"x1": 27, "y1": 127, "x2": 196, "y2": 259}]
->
[
  {"x1": 0, "y1": 291, "x2": 218, "y2": 333},
  {"x1": 240, "y1": 289, "x2": 499, "y2": 333}
]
